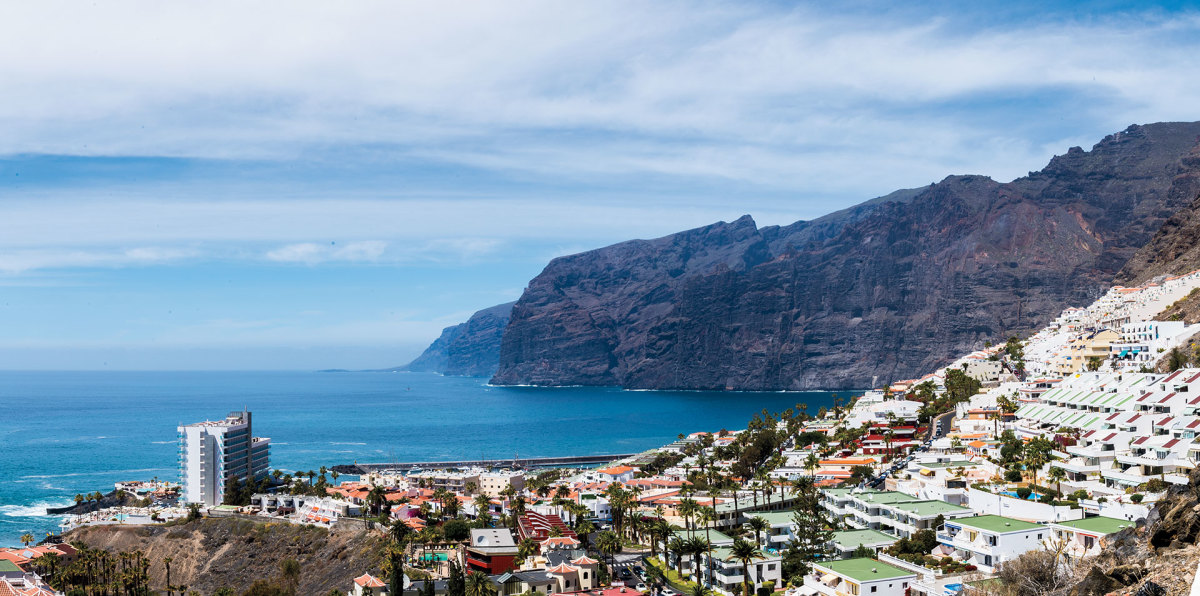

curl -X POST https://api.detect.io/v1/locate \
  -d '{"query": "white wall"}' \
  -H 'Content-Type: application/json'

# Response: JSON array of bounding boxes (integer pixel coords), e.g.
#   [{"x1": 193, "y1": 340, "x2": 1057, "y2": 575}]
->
[{"x1": 966, "y1": 488, "x2": 1083, "y2": 522}]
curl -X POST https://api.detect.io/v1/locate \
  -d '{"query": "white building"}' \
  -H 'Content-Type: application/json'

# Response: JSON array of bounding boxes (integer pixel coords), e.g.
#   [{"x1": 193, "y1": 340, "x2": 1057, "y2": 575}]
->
[
  {"x1": 804, "y1": 558, "x2": 916, "y2": 596},
  {"x1": 178, "y1": 410, "x2": 271, "y2": 506},
  {"x1": 935, "y1": 515, "x2": 1046, "y2": 572}
]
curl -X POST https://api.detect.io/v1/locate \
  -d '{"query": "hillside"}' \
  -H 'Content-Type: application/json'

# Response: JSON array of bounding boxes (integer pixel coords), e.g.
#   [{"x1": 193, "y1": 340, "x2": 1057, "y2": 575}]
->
[
  {"x1": 404, "y1": 301, "x2": 514, "y2": 376},
  {"x1": 67, "y1": 517, "x2": 385, "y2": 595},
  {"x1": 485, "y1": 122, "x2": 1200, "y2": 390}
]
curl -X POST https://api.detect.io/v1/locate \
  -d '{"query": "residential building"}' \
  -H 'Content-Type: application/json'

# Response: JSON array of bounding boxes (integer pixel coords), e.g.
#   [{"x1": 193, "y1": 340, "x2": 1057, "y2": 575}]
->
[
  {"x1": 466, "y1": 529, "x2": 519, "y2": 574},
  {"x1": 351, "y1": 574, "x2": 390, "y2": 596},
  {"x1": 1046, "y1": 516, "x2": 1135, "y2": 559},
  {"x1": 702, "y1": 548, "x2": 782, "y2": 596},
  {"x1": 177, "y1": 410, "x2": 270, "y2": 506},
  {"x1": 479, "y1": 471, "x2": 526, "y2": 498},
  {"x1": 935, "y1": 515, "x2": 1046, "y2": 572},
  {"x1": 804, "y1": 558, "x2": 916, "y2": 596},
  {"x1": 830, "y1": 530, "x2": 899, "y2": 558}
]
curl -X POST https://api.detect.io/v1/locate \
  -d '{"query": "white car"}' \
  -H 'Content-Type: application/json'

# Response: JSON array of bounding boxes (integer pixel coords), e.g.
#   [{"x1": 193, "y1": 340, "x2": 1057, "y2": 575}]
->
[{"x1": 636, "y1": 583, "x2": 648, "y2": 591}]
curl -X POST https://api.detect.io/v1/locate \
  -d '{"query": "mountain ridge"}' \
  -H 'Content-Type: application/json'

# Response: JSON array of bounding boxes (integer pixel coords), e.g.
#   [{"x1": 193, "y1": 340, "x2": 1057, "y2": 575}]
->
[{"x1": 480, "y1": 122, "x2": 1200, "y2": 390}]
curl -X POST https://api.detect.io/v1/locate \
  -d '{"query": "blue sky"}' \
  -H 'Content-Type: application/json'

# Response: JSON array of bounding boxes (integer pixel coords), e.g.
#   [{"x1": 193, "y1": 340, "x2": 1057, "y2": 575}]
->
[{"x1": 2, "y1": 1, "x2": 1200, "y2": 370}]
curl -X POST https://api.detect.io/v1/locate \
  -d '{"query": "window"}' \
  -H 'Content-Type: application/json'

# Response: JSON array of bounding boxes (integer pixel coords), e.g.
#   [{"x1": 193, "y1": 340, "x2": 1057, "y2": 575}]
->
[{"x1": 871, "y1": 587, "x2": 877, "y2": 593}]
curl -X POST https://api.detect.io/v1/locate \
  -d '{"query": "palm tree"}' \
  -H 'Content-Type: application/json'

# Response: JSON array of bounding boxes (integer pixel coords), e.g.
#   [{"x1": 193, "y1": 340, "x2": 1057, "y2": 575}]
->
[
  {"x1": 667, "y1": 537, "x2": 686, "y2": 575},
  {"x1": 163, "y1": 556, "x2": 173, "y2": 596},
  {"x1": 466, "y1": 571, "x2": 496, "y2": 596},
  {"x1": 679, "y1": 497, "x2": 698, "y2": 538},
  {"x1": 390, "y1": 518, "x2": 413, "y2": 545},
  {"x1": 595, "y1": 531, "x2": 622, "y2": 585},
  {"x1": 745, "y1": 516, "x2": 769, "y2": 548},
  {"x1": 648, "y1": 519, "x2": 672, "y2": 558},
  {"x1": 686, "y1": 536, "x2": 710, "y2": 584},
  {"x1": 19, "y1": 533, "x2": 33, "y2": 547},
  {"x1": 1047, "y1": 465, "x2": 1066, "y2": 497},
  {"x1": 726, "y1": 539, "x2": 764, "y2": 596}
]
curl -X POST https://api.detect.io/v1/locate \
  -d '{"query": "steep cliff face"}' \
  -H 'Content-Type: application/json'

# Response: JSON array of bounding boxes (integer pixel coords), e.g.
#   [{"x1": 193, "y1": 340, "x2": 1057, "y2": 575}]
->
[
  {"x1": 405, "y1": 301, "x2": 514, "y2": 377},
  {"x1": 1117, "y1": 143, "x2": 1200, "y2": 284},
  {"x1": 491, "y1": 122, "x2": 1200, "y2": 390}
]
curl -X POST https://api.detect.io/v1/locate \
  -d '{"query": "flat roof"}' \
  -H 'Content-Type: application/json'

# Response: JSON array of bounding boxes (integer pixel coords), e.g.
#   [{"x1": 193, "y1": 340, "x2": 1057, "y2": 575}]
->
[
  {"x1": 951, "y1": 515, "x2": 1042, "y2": 533},
  {"x1": 852, "y1": 491, "x2": 917, "y2": 505},
  {"x1": 832, "y1": 530, "x2": 898, "y2": 549},
  {"x1": 751, "y1": 511, "x2": 794, "y2": 526},
  {"x1": 0, "y1": 560, "x2": 22, "y2": 572},
  {"x1": 673, "y1": 529, "x2": 733, "y2": 543},
  {"x1": 815, "y1": 557, "x2": 916, "y2": 582},
  {"x1": 1052, "y1": 516, "x2": 1134, "y2": 535},
  {"x1": 890, "y1": 500, "x2": 972, "y2": 517},
  {"x1": 918, "y1": 461, "x2": 979, "y2": 469}
]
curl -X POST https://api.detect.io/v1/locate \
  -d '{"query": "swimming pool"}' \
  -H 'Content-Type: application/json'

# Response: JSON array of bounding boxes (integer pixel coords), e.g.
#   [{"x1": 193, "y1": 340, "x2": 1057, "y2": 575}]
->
[
  {"x1": 420, "y1": 552, "x2": 449, "y2": 562},
  {"x1": 999, "y1": 490, "x2": 1043, "y2": 500}
]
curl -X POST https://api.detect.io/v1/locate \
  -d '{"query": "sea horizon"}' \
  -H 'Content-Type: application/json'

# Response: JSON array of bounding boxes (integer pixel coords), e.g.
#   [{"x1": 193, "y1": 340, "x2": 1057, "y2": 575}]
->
[{"x1": 0, "y1": 370, "x2": 851, "y2": 546}]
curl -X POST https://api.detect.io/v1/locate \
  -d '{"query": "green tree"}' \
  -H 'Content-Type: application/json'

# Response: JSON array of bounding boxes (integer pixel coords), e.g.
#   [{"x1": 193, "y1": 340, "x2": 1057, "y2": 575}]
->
[
  {"x1": 595, "y1": 531, "x2": 622, "y2": 584},
  {"x1": 726, "y1": 539, "x2": 764, "y2": 596},
  {"x1": 466, "y1": 571, "x2": 495, "y2": 596},
  {"x1": 447, "y1": 561, "x2": 466, "y2": 596},
  {"x1": 745, "y1": 516, "x2": 769, "y2": 548},
  {"x1": 19, "y1": 533, "x2": 34, "y2": 547}
]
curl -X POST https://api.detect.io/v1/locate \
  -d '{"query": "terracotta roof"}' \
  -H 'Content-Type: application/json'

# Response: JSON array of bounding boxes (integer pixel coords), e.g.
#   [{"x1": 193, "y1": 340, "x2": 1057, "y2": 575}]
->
[
  {"x1": 571, "y1": 555, "x2": 599, "y2": 565},
  {"x1": 546, "y1": 563, "x2": 578, "y2": 574},
  {"x1": 354, "y1": 574, "x2": 386, "y2": 588}
]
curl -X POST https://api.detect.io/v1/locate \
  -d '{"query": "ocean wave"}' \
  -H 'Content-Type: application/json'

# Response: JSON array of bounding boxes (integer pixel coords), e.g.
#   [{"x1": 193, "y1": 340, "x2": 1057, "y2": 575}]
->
[
  {"x1": 21, "y1": 467, "x2": 170, "y2": 480},
  {"x1": 329, "y1": 442, "x2": 367, "y2": 446},
  {"x1": 0, "y1": 501, "x2": 72, "y2": 518},
  {"x1": 150, "y1": 440, "x2": 175, "y2": 444}
]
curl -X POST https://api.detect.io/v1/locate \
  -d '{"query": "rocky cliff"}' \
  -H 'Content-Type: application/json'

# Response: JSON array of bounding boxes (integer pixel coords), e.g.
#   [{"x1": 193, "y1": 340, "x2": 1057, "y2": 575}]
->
[
  {"x1": 1118, "y1": 143, "x2": 1200, "y2": 284},
  {"x1": 404, "y1": 301, "x2": 514, "y2": 376},
  {"x1": 489, "y1": 122, "x2": 1200, "y2": 390}
]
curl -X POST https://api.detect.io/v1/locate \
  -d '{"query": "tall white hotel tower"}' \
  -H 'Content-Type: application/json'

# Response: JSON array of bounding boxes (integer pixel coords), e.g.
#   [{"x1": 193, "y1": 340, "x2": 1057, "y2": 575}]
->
[{"x1": 177, "y1": 410, "x2": 271, "y2": 506}]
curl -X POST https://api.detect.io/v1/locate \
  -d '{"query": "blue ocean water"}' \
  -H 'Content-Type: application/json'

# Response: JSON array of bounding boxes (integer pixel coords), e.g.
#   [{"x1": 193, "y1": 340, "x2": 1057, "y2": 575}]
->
[{"x1": 0, "y1": 371, "x2": 841, "y2": 546}]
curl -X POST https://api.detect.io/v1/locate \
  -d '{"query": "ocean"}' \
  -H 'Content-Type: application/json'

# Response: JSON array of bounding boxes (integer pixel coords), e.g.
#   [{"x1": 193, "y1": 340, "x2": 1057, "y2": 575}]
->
[{"x1": 0, "y1": 370, "x2": 843, "y2": 546}]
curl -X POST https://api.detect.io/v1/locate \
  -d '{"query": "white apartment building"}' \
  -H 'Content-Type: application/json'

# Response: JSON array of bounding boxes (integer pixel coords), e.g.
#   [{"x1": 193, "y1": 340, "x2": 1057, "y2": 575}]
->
[
  {"x1": 178, "y1": 410, "x2": 270, "y2": 506},
  {"x1": 935, "y1": 515, "x2": 1046, "y2": 572},
  {"x1": 804, "y1": 558, "x2": 916, "y2": 596},
  {"x1": 478, "y1": 471, "x2": 526, "y2": 498}
]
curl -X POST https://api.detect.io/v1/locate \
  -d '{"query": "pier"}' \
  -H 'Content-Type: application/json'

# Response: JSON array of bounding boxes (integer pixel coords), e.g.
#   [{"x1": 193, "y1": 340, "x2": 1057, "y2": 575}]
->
[{"x1": 332, "y1": 453, "x2": 637, "y2": 475}]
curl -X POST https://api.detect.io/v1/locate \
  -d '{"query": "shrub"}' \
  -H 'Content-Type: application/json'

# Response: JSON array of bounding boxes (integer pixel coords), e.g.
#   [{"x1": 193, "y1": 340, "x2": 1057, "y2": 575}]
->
[
  {"x1": 964, "y1": 565, "x2": 977, "y2": 571},
  {"x1": 1005, "y1": 470, "x2": 1023, "y2": 482},
  {"x1": 1145, "y1": 478, "x2": 1168, "y2": 493},
  {"x1": 1070, "y1": 490, "x2": 1089, "y2": 501},
  {"x1": 1015, "y1": 487, "x2": 1032, "y2": 500},
  {"x1": 1131, "y1": 493, "x2": 1144, "y2": 503}
]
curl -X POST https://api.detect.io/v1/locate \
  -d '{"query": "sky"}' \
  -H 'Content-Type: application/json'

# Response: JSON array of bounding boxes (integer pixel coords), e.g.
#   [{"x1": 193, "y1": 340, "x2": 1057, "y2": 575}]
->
[{"x1": 3, "y1": 1, "x2": 1200, "y2": 370}]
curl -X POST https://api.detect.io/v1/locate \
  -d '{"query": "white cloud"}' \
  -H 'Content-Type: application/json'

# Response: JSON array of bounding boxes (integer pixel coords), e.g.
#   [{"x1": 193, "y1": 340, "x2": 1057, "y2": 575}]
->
[
  {"x1": 0, "y1": 246, "x2": 198, "y2": 273},
  {"x1": 0, "y1": 2, "x2": 1197, "y2": 192}
]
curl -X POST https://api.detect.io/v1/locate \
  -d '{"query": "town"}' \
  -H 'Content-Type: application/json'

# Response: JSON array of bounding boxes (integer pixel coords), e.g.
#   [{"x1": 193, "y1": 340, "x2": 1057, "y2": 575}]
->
[{"x1": 6, "y1": 270, "x2": 1200, "y2": 596}]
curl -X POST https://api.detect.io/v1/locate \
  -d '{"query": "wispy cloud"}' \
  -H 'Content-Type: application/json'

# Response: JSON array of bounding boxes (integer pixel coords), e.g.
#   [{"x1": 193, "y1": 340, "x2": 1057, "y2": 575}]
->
[
  {"x1": 266, "y1": 241, "x2": 388, "y2": 264},
  {"x1": 1, "y1": 2, "x2": 1198, "y2": 193}
]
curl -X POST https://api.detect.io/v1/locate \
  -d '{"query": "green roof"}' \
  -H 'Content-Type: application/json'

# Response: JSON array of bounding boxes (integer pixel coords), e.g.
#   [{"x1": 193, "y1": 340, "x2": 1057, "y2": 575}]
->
[
  {"x1": 852, "y1": 491, "x2": 916, "y2": 505},
  {"x1": 890, "y1": 500, "x2": 972, "y2": 517},
  {"x1": 815, "y1": 557, "x2": 916, "y2": 582},
  {"x1": 831, "y1": 530, "x2": 897, "y2": 550},
  {"x1": 1052, "y1": 516, "x2": 1134, "y2": 535},
  {"x1": 751, "y1": 511, "x2": 795, "y2": 526},
  {"x1": 0, "y1": 560, "x2": 21, "y2": 572},
  {"x1": 673, "y1": 529, "x2": 733, "y2": 544},
  {"x1": 952, "y1": 515, "x2": 1042, "y2": 533}
]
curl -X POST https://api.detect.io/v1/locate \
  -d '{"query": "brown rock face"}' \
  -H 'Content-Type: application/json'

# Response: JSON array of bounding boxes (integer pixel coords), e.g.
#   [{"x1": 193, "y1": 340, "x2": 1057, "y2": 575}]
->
[
  {"x1": 1118, "y1": 143, "x2": 1200, "y2": 284},
  {"x1": 491, "y1": 122, "x2": 1200, "y2": 390},
  {"x1": 405, "y1": 301, "x2": 514, "y2": 376}
]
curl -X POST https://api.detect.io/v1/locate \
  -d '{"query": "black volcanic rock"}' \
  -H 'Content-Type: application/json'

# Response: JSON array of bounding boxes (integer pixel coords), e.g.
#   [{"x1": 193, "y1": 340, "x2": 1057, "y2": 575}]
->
[
  {"x1": 491, "y1": 122, "x2": 1200, "y2": 390},
  {"x1": 405, "y1": 301, "x2": 514, "y2": 377}
]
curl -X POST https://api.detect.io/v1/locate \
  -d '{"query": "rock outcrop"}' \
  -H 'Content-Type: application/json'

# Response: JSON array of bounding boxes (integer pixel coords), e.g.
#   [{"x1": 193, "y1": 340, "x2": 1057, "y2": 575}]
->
[
  {"x1": 490, "y1": 122, "x2": 1200, "y2": 390},
  {"x1": 68, "y1": 516, "x2": 385, "y2": 595},
  {"x1": 404, "y1": 301, "x2": 514, "y2": 377},
  {"x1": 1117, "y1": 143, "x2": 1200, "y2": 284}
]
